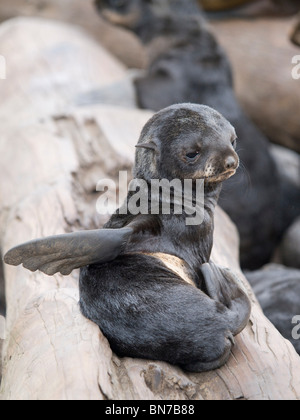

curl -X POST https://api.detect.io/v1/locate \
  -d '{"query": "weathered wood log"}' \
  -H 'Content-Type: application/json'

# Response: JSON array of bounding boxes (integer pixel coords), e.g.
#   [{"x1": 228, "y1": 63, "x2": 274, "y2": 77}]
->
[
  {"x1": 0, "y1": 257, "x2": 5, "y2": 316},
  {"x1": 0, "y1": 316, "x2": 5, "y2": 381},
  {"x1": 0, "y1": 17, "x2": 137, "y2": 127},
  {"x1": 1, "y1": 17, "x2": 300, "y2": 401},
  {"x1": 1, "y1": 112, "x2": 300, "y2": 400},
  {"x1": 0, "y1": 0, "x2": 146, "y2": 69}
]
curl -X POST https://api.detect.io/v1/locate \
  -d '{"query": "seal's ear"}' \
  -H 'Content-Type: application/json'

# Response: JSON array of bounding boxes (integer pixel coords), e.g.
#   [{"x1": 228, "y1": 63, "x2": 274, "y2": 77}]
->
[
  {"x1": 3, "y1": 227, "x2": 133, "y2": 276},
  {"x1": 135, "y1": 142, "x2": 158, "y2": 152}
]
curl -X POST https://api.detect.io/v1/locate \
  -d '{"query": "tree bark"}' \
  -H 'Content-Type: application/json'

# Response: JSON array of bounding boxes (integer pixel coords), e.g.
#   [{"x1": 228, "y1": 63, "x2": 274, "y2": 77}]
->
[{"x1": 1, "y1": 17, "x2": 300, "y2": 401}]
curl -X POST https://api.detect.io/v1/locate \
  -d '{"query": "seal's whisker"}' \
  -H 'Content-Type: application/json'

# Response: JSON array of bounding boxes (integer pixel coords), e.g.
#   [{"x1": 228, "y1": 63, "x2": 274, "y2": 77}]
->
[{"x1": 238, "y1": 159, "x2": 252, "y2": 192}]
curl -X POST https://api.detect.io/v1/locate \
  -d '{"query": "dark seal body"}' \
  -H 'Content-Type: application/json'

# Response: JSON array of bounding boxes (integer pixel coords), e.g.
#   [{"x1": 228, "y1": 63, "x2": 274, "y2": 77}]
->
[
  {"x1": 79, "y1": 104, "x2": 251, "y2": 372},
  {"x1": 95, "y1": 0, "x2": 300, "y2": 270}
]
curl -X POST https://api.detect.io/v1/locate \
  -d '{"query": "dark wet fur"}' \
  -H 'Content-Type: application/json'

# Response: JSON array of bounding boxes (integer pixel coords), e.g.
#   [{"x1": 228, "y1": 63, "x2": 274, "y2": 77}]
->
[
  {"x1": 80, "y1": 104, "x2": 251, "y2": 372},
  {"x1": 95, "y1": 0, "x2": 300, "y2": 269}
]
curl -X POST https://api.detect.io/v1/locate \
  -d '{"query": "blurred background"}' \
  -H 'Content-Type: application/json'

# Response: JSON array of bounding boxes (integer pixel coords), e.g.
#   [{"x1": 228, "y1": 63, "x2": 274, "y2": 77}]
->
[{"x1": 0, "y1": 0, "x2": 299, "y2": 352}]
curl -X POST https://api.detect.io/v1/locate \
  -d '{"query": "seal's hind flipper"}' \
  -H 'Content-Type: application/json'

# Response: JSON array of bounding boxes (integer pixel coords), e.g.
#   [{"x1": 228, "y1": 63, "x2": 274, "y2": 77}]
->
[{"x1": 3, "y1": 228, "x2": 133, "y2": 276}]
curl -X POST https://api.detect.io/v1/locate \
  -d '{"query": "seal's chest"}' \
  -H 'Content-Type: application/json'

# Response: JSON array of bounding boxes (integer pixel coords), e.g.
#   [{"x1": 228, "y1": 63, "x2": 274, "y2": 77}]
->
[{"x1": 143, "y1": 252, "x2": 196, "y2": 287}]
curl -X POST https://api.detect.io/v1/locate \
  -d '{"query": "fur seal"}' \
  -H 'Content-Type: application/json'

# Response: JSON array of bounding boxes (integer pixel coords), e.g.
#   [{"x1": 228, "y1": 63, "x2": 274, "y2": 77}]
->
[
  {"x1": 4, "y1": 104, "x2": 251, "y2": 372},
  {"x1": 79, "y1": 104, "x2": 251, "y2": 372},
  {"x1": 95, "y1": 0, "x2": 300, "y2": 270},
  {"x1": 246, "y1": 264, "x2": 300, "y2": 355}
]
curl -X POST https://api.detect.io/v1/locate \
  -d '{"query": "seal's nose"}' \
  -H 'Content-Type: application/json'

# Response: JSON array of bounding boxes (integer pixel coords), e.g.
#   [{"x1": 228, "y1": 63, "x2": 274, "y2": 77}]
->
[{"x1": 225, "y1": 155, "x2": 238, "y2": 170}]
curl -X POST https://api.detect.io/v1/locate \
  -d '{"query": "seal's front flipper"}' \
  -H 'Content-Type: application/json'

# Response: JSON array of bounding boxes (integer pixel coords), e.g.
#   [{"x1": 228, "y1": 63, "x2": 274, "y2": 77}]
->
[
  {"x1": 200, "y1": 263, "x2": 226, "y2": 304},
  {"x1": 3, "y1": 228, "x2": 133, "y2": 276},
  {"x1": 200, "y1": 262, "x2": 251, "y2": 336}
]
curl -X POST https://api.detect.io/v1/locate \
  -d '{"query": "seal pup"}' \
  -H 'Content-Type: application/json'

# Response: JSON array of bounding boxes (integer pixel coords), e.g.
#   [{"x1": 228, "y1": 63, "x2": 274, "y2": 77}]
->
[
  {"x1": 4, "y1": 104, "x2": 251, "y2": 372},
  {"x1": 80, "y1": 104, "x2": 251, "y2": 372},
  {"x1": 94, "y1": 0, "x2": 300, "y2": 271}
]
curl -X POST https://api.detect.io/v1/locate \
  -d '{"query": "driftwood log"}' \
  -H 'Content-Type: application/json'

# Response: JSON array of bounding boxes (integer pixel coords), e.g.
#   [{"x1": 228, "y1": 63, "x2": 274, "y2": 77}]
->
[
  {"x1": 0, "y1": 0, "x2": 146, "y2": 69},
  {"x1": 1, "y1": 17, "x2": 300, "y2": 400},
  {"x1": 0, "y1": 316, "x2": 4, "y2": 382}
]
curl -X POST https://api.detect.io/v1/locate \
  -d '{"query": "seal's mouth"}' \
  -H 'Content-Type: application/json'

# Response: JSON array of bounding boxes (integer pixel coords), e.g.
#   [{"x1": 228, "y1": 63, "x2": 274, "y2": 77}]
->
[{"x1": 205, "y1": 168, "x2": 237, "y2": 183}]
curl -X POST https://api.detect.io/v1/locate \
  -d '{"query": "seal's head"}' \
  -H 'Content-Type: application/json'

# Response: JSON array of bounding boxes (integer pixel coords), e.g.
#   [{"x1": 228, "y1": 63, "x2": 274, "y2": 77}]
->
[
  {"x1": 134, "y1": 103, "x2": 239, "y2": 184},
  {"x1": 94, "y1": 0, "x2": 201, "y2": 37},
  {"x1": 94, "y1": 0, "x2": 147, "y2": 31}
]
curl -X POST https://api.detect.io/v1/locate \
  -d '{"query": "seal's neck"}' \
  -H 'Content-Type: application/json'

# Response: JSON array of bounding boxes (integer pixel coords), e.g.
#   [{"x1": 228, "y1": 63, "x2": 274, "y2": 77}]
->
[
  {"x1": 134, "y1": 0, "x2": 204, "y2": 44},
  {"x1": 121, "y1": 179, "x2": 222, "y2": 273},
  {"x1": 140, "y1": 178, "x2": 221, "y2": 217},
  {"x1": 204, "y1": 182, "x2": 222, "y2": 210},
  {"x1": 158, "y1": 181, "x2": 222, "y2": 268},
  {"x1": 138, "y1": 15, "x2": 203, "y2": 44}
]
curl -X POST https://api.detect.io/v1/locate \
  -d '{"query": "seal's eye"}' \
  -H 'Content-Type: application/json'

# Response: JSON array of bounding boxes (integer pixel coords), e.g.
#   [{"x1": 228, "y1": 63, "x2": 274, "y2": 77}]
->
[
  {"x1": 231, "y1": 138, "x2": 237, "y2": 149},
  {"x1": 108, "y1": 0, "x2": 127, "y2": 8},
  {"x1": 186, "y1": 152, "x2": 200, "y2": 162}
]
